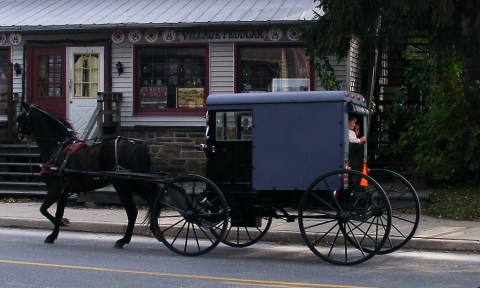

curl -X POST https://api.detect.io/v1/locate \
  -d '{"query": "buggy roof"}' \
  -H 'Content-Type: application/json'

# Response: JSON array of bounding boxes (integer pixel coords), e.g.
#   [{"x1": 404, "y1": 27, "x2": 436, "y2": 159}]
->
[{"x1": 206, "y1": 91, "x2": 367, "y2": 108}]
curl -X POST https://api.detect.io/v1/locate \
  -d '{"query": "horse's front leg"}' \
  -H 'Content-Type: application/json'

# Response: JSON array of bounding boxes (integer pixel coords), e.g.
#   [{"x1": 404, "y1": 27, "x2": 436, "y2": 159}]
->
[
  {"x1": 40, "y1": 182, "x2": 68, "y2": 244},
  {"x1": 114, "y1": 188, "x2": 138, "y2": 249}
]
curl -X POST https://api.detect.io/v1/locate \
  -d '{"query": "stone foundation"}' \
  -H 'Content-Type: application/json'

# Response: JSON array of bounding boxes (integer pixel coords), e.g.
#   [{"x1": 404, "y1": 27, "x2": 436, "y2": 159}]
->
[{"x1": 123, "y1": 126, "x2": 207, "y2": 175}]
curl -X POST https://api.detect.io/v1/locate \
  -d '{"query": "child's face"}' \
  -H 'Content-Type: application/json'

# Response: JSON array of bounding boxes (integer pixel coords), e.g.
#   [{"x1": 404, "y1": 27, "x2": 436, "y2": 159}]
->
[
  {"x1": 348, "y1": 118, "x2": 357, "y2": 130},
  {"x1": 354, "y1": 125, "x2": 360, "y2": 135}
]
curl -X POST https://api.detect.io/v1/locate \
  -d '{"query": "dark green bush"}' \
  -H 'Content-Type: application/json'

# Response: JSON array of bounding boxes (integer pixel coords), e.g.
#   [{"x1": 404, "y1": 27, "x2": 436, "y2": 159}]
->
[{"x1": 384, "y1": 52, "x2": 480, "y2": 184}]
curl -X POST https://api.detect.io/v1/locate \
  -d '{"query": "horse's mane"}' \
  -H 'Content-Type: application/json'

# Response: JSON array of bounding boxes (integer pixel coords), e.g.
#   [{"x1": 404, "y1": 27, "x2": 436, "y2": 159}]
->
[{"x1": 33, "y1": 105, "x2": 78, "y2": 139}]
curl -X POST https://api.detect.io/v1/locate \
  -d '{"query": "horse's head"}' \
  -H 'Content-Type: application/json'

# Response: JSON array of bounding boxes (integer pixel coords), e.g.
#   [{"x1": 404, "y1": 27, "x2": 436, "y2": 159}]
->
[
  {"x1": 15, "y1": 102, "x2": 77, "y2": 143},
  {"x1": 15, "y1": 102, "x2": 35, "y2": 141}
]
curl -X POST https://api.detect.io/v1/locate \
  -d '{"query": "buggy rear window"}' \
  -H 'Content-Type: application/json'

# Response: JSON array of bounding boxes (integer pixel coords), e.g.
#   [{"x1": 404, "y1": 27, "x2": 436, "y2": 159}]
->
[{"x1": 215, "y1": 111, "x2": 252, "y2": 141}]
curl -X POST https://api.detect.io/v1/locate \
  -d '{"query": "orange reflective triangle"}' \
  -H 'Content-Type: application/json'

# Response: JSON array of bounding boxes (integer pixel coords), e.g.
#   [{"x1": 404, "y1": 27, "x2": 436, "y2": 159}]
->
[{"x1": 360, "y1": 162, "x2": 368, "y2": 187}]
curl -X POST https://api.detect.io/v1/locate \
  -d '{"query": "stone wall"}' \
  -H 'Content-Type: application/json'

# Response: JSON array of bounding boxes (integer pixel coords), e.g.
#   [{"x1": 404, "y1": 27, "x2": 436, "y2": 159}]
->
[{"x1": 123, "y1": 127, "x2": 207, "y2": 176}]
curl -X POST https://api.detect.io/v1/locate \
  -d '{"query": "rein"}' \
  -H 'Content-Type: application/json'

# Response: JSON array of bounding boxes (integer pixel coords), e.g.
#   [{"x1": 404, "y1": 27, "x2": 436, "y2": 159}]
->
[{"x1": 25, "y1": 104, "x2": 77, "y2": 140}]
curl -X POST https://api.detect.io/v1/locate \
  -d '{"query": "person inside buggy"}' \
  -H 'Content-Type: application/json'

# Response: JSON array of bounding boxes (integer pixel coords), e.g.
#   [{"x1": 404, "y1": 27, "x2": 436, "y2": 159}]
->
[
  {"x1": 347, "y1": 113, "x2": 366, "y2": 172},
  {"x1": 348, "y1": 114, "x2": 366, "y2": 144}
]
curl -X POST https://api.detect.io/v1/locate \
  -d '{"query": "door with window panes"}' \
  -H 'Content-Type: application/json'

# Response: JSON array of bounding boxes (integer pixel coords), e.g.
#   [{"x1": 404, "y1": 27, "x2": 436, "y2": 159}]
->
[
  {"x1": 67, "y1": 47, "x2": 104, "y2": 136},
  {"x1": 30, "y1": 47, "x2": 67, "y2": 119}
]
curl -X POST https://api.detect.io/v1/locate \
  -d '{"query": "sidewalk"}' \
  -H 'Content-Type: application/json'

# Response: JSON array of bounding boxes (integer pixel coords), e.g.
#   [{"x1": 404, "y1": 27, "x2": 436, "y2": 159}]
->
[{"x1": 0, "y1": 201, "x2": 478, "y2": 252}]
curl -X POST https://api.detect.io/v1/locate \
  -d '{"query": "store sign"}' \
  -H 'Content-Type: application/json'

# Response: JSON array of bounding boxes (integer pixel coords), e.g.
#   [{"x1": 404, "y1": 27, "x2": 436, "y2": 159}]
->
[
  {"x1": 179, "y1": 29, "x2": 267, "y2": 41},
  {"x1": 112, "y1": 27, "x2": 301, "y2": 44},
  {"x1": 178, "y1": 27, "x2": 297, "y2": 42}
]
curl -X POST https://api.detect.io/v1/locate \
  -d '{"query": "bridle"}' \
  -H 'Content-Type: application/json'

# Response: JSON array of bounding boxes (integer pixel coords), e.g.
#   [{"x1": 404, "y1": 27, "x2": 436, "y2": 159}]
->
[{"x1": 16, "y1": 104, "x2": 76, "y2": 142}]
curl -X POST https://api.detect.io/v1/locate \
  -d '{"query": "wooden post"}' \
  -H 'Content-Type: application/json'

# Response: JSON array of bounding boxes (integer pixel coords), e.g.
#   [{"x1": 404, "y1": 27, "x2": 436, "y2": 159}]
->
[{"x1": 96, "y1": 92, "x2": 122, "y2": 138}]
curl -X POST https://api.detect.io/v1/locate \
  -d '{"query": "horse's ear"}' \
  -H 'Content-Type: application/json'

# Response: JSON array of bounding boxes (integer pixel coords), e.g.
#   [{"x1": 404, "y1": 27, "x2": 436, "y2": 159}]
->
[{"x1": 21, "y1": 102, "x2": 30, "y2": 112}]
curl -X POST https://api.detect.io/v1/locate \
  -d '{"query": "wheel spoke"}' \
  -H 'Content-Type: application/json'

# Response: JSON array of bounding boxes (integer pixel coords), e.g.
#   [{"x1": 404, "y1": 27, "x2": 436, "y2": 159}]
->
[
  {"x1": 299, "y1": 169, "x2": 392, "y2": 265},
  {"x1": 151, "y1": 175, "x2": 228, "y2": 256},
  {"x1": 369, "y1": 169, "x2": 420, "y2": 254}
]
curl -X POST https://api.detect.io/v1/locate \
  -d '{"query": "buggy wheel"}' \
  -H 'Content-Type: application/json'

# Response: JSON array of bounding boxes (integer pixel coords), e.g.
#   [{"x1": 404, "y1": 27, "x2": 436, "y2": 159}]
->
[
  {"x1": 298, "y1": 169, "x2": 392, "y2": 265},
  {"x1": 151, "y1": 174, "x2": 229, "y2": 256},
  {"x1": 368, "y1": 169, "x2": 420, "y2": 254},
  {"x1": 220, "y1": 215, "x2": 273, "y2": 247}
]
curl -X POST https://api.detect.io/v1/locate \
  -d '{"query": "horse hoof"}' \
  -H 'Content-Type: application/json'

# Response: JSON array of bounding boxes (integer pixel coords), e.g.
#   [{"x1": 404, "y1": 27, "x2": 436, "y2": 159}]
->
[
  {"x1": 44, "y1": 236, "x2": 55, "y2": 244},
  {"x1": 114, "y1": 241, "x2": 124, "y2": 249},
  {"x1": 59, "y1": 218, "x2": 70, "y2": 227}
]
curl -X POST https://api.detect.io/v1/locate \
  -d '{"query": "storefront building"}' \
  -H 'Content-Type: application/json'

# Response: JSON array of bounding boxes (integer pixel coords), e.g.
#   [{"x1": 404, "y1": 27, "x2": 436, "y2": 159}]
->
[{"x1": 0, "y1": 0, "x2": 361, "y2": 173}]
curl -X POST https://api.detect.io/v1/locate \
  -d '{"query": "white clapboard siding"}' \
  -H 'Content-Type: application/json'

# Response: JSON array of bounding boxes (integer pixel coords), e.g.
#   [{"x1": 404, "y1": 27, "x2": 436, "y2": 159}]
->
[
  {"x1": 111, "y1": 42, "x2": 134, "y2": 120},
  {"x1": 209, "y1": 42, "x2": 234, "y2": 94},
  {"x1": 11, "y1": 45, "x2": 24, "y2": 95},
  {"x1": 349, "y1": 39, "x2": 362, "y2": 93}
]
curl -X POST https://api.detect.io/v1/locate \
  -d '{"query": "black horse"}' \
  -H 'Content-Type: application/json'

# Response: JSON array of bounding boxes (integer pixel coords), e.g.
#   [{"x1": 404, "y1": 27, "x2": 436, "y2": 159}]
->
[{"x1": 15, "y1": 102, "x2": 158, "y2": 248}]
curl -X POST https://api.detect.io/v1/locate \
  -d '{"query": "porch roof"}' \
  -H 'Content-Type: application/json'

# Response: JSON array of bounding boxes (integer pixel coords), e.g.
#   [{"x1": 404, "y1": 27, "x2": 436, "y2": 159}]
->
[{"x1": 0, "y1": 0, "x2": 321, "y2": 31}]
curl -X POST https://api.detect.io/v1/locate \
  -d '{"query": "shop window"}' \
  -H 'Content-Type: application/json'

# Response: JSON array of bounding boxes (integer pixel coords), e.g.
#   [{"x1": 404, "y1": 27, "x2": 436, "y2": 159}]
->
[
  {"x1": 238, "y1": 46, "x2": 311, "y2": 93},
  {"x1": 0, "y1": 50, "x2": 8, "y2": 95},
  {"x1": 135, "y1": 46, "x2": 207, "y2": 113},
  {"x1": 0, "y1": 49, "x2": 9, "y2": 114}
]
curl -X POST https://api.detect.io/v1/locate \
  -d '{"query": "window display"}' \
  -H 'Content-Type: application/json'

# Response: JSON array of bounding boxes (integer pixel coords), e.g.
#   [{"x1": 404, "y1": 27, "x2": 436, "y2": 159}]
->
[
  {"x1": 136, "y1": 46, "x2": 206, "y2": 112},
  {"x1": 238, "y1": 46, "x2": 310, "y2": 93}
]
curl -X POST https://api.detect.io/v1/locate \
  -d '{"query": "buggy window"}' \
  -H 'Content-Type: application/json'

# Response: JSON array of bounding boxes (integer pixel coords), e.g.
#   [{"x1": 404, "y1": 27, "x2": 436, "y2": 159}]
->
[{"x1": 215, "y1": 111, "x2": 252, "y2": 141}]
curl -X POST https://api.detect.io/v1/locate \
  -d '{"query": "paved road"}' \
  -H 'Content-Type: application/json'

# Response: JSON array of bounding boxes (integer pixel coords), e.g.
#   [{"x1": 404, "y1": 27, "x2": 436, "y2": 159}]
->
[{"x1": 1, "y1": 227, "x2": 480, "y2": 288}]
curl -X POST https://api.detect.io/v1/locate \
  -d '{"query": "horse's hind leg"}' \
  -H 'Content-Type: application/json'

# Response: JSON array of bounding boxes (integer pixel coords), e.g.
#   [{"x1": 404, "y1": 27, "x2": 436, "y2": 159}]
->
[
  {"x1": 114, "y1": 187, "x2": 138, "y2": 249},
  {"x1": 55, "y1": 192, "x2": 71, "y2": 226}
]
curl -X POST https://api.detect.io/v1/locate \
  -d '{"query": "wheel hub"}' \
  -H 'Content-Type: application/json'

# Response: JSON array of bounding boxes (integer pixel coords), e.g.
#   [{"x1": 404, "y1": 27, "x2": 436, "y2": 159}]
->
[{"x1": 337, "y1": 211, "x2": 350, "y2": 223}]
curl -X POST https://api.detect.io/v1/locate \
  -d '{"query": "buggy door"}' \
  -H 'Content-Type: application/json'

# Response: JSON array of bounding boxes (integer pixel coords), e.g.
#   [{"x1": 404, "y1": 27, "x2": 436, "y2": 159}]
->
[{"x1": 206, "y1": 111, "x2": 252, "y2": 191}]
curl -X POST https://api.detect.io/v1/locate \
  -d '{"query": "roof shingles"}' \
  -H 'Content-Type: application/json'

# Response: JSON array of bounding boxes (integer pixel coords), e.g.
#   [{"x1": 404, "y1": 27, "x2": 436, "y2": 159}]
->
[{"x1": 0, "y1": 0, "x2": 320, "y2": 30}]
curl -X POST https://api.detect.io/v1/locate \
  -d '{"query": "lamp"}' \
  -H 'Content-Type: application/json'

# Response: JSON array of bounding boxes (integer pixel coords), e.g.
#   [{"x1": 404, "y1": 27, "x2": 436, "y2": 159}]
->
[
  {"x1": 13, "y1": 63, "x2": 21, "y2": 76},
  {"x1": 115, "y1": 61, "x2": 124, "y2": 75}
]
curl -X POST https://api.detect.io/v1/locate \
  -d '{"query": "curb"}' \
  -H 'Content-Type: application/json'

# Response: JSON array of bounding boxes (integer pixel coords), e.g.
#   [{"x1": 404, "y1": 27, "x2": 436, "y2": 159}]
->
[
  {"x1": 403, "y1": 237, "x2": 480, "y2": 253},
  {"x1": 1, "y1": 217, "x2": 479, "y2": 253}
]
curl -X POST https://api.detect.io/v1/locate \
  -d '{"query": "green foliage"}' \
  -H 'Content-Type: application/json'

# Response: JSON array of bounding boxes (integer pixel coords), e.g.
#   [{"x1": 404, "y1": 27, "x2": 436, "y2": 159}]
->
[
  {"x1": 302, "y1": 0, "x2": 480, "y2": 184},
  {"x1": 384, "y1": 52, "x2": 480, "y2": 184},
  {"x1": 315, "y1": 57, "x2": 342, "y2": 91}
]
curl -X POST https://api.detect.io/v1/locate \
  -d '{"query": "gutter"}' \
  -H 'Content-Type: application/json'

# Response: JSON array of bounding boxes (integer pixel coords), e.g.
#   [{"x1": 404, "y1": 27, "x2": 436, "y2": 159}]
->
[{"x1": 0, "y1": 20, "x2": 314, "y2": 32}]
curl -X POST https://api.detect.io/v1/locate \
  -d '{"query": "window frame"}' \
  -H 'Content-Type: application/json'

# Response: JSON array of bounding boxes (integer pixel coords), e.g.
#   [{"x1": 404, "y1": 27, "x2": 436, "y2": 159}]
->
[
  {"x1": 0, "y1": 47, "x2": 10, "y2": 96},
  {"x1": 133, "y1": 43, "x2": 209, "y2": 116},
  {"x1": 234, "y1": 42, "x2": 314, "y2": 93}
]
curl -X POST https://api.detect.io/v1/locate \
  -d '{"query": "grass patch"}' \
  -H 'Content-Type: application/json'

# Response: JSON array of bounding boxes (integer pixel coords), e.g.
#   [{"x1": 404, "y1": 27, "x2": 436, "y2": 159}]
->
[{"x1": 425, "y1": 185, "x2": 480, "y2": 221}]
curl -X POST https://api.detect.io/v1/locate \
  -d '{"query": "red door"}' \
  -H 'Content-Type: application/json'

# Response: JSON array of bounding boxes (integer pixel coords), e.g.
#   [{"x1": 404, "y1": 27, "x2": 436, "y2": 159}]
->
[{"x1": 28, "y1": 47, "x2": 66, "y2": 119}]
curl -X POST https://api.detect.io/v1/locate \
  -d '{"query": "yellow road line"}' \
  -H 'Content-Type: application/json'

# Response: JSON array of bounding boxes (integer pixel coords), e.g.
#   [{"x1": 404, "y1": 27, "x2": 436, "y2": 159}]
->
[{"x1": 0, "y1": 259, "x2": 373, "y2": 288}]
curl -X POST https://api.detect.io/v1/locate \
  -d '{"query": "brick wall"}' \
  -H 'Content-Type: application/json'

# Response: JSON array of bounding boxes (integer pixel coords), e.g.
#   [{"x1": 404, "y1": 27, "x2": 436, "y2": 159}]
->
[{"x1": 123, "y1": 127, "x2": 207, "y2": 175}]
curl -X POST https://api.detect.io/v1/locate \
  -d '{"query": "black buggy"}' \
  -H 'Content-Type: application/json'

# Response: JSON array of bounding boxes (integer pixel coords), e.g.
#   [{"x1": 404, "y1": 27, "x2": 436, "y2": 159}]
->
[{"x1": 185, "y1": 90, "x2": 420, "y2": 265}]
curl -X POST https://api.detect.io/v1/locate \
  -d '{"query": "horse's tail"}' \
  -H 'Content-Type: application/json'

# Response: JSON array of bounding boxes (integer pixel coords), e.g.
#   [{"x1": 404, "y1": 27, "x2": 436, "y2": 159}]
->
[
  {"x1": 128, "y1": 142, "x2": 151, "y2": 173},
  {"x1": 129, "y1": 141, "x2": 156, "y2": 223}
]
